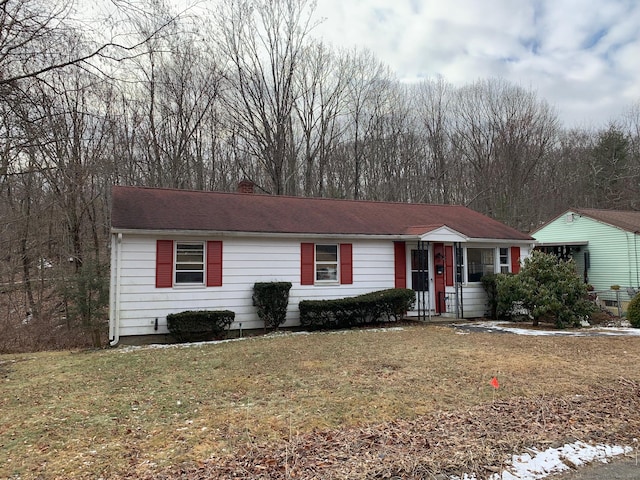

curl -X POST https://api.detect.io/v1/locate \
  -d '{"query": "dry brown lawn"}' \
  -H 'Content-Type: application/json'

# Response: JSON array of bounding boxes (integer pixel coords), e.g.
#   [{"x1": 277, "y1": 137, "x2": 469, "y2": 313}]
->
[{"x1": 1, "y1": 324, "x2": 639, "y2": 479}]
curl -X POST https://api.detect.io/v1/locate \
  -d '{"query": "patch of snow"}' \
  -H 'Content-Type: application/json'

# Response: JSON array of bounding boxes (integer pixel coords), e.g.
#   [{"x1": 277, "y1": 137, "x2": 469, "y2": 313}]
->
[
  {"x1": 455, "y1": 321, "x2": 640, "y2": 336},
  {"x1": 452, "y1": 442, "x2": 633, "y2": 480}
]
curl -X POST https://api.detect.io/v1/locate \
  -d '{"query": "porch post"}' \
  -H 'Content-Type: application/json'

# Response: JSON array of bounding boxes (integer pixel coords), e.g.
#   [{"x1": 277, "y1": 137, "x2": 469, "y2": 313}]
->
[
  {"x1": 454, "y1": 242, "x2": 464, "y2": 319},
  {"x1": 417, "y1": 240, "x2": 430, "y2": 321}
]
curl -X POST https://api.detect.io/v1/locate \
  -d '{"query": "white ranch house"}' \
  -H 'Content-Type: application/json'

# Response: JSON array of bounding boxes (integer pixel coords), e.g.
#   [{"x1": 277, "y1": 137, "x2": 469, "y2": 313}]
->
[{"x1": 109, "y1": 185, "x2": 534, "y2": 345}]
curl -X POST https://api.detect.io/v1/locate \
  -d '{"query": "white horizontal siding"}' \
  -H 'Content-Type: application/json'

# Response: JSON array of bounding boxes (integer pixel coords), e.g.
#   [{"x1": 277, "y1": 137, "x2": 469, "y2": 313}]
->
[
  {"x1": 114, "y1": 235, "x2": 396, "y2": 337},
  {"x1": 112, "y1": 235, "x2": 530, "y2": 338},
  {"x1": 458, "y1": 285, "x2": 490, "y2": 318}
]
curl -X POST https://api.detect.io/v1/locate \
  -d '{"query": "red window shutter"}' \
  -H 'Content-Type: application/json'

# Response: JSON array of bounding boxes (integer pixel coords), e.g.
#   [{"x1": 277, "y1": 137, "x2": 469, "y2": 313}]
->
[
  {"x1": 394, "y1": 242, "x2": 406, "y2": 288},
  {"x1": 340, "y1": 244, "x2": 353, "y2": 284},
  {"x1": 207, "y1": 241, "x2": 223, "y2": 287},
  {"x1": 511, "y1": 246, "x2": 521, "y2": 274},
  {"x1": 156, "y1": 240, "x2": 174, "y2": 288},
  {"x1": 301, "y1": 243, "x2": 315, "y2": 285},
  {"x1": 445, "y1": 245, "x2": 454, "y2": 286}
]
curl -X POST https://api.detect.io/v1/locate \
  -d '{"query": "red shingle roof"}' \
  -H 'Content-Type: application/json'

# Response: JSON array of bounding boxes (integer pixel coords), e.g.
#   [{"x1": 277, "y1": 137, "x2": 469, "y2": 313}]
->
[{"x1": 111, "y1": 186, "x2": 533, "y2": 241}]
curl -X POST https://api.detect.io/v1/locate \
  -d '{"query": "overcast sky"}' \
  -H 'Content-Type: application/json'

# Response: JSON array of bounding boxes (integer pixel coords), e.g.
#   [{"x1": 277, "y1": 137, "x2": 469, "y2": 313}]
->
[{"x1": 310, "y1": 0, "x2": 640, "y2": 129}]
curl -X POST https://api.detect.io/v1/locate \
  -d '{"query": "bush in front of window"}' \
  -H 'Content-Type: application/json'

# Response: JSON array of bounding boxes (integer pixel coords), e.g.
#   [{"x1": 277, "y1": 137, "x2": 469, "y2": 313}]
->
[
  {"x1": 252, "y1": 282, "x2": 292, "y2": 331},
  {"x1": 166, "y1": 310, "x2": 235, "y2": 342},
  {"x1": 495, "y1": 251, "x2": 594, "y2": 328},
  {"x1": 480, "y1": 273, "x2": 500, "y2": 319},
  {"x1": 299, "y1": 288, "x2": 415, "y2": 329}
]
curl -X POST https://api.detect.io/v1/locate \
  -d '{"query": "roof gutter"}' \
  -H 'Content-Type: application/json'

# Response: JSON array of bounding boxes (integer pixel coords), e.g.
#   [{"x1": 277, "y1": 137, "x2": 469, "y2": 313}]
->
[{"x1": 110, "y1": 228, "x2": 533, "y2": 243}]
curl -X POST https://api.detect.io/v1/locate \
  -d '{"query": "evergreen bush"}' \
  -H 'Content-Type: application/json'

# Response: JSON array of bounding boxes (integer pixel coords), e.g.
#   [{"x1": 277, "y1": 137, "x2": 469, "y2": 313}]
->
[
  {"x1": 59, "y1": 260, "x2": 109, "y2": 348},
  {"x1": 166, "y1": 310, "x2": 235, "y2": 342},
  {"x1": 299, "y1": 288, "x2": 414, "y2": 329},
  {"x1": 252, "y1": 282, "x2": 292, "y2": 330},
  {"x1": 495, "y1": 251, "x2": 594, "y2": 328},
  {"x1": 481, "y1": 273, "x2": 499, "y2": 319},
  {"x1": 627, "y1": 293, "x2": 640, "y2": 328}
]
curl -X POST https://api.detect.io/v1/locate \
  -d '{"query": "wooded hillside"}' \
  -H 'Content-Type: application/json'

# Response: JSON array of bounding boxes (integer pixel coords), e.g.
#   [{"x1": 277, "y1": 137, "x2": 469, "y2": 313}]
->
[{"x1": 1, "y1": 0, "x2": 639, "y2": 351}]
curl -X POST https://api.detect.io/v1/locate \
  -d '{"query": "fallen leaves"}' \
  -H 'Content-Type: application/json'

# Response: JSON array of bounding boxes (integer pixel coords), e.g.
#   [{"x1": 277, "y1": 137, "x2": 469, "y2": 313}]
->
[{"x1": 140, "y1": 378, "x2": 640, "y2": 479}]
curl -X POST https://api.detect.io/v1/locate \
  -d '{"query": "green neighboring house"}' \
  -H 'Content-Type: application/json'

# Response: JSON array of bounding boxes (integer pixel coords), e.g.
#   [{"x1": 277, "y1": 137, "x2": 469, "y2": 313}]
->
[{"x1": 531, "y1": 208, "x2": 640, "y2": 314}]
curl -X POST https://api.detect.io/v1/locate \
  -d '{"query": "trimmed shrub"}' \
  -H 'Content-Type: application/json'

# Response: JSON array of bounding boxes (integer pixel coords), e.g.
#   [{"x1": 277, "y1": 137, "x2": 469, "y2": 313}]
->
[
  {"x1": 253, "y1": 282, "x2": 292, "y2": 330},
  {"x1": 166, "y1": 310, "x2": 235, "y2": 342},
  {"x1": 299, "y1": 288, "x2": 415, "y2": 330},
  {"x1": 627, "y1": 293, "x2": 640, "y2": 328}
]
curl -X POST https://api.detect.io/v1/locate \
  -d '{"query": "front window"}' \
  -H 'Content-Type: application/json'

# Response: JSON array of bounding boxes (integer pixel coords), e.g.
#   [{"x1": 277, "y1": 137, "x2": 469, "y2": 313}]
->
[
  {"x1": 467, "y1": 248, "x2": 495, "y2": 282},
  {"x1": 175, "y1": 242, "x2": 204, "y2": 284},
  {"x1": 316, "y1": 244, "x2": 338, "y2": 281},
  {"x1": 499, "y1": 248, "x2": 509, "y2": 274}
]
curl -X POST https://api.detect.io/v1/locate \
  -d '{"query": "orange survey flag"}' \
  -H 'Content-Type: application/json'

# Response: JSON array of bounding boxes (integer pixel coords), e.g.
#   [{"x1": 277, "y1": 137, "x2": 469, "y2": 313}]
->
[{"x1": 490, "y1": 376, "x2": 499, "y2": 389}]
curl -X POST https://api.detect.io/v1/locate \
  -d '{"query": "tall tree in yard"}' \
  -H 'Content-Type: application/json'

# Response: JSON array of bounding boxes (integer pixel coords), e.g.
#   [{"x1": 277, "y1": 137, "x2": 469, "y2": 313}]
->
[
  {"x1": 590, "y1": 123, "x2": 632, "y2": 209},
  {"x1": 16, "y1": 68, "x2": 114, "y2": 346},
  {"x1": 215, "y1": 0, "x2": 317, "y2": 195},
  {"x1": 413, "y1": 77, "x2": 458, "y2": 204},
  {"x1": 0, "y1": 0, "x2": 187, "y2": 351},
  {"x1": 341, "y1": 49, "x2": 392, "y2": 199},
  {"x1": 135, "y1": 29, "x2": 225, "y2": 189},
  {"x1": 452, "y1": 79, "x2": 558, "y2": 231},
  {"x1": 294, "y1": 42, "x2": 348, "y2": 197}
]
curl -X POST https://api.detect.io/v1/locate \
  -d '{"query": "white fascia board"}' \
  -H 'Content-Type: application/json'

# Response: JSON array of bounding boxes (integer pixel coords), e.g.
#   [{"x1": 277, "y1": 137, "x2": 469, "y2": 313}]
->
[{"x1": 111, "y1": 227, "x2": 410, "y2": 241}]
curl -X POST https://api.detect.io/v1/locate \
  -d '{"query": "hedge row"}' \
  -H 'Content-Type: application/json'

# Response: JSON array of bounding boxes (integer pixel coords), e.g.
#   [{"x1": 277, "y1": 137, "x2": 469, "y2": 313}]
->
[
  {"x1": 165, "y1": 288, "x2": 415, "y2": 342},
  {"x1": 299, "y1": 288, "x2": 415, "y2": 329},
  {"x1": 166, "y1": 310, "x2": 235, "y2": 342}
]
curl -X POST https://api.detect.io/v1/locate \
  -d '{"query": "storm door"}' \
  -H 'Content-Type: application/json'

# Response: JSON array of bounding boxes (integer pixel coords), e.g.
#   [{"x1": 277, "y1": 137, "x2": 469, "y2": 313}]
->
[{"x1": 411, "y1": 242, "x2": 430, "y2": 320}]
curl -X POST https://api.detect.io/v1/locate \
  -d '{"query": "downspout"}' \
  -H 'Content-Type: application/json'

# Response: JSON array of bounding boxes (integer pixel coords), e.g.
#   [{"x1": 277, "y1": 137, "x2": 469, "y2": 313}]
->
[{"x1": 109, "y1": 233, "x2": 123, "y2": 346}]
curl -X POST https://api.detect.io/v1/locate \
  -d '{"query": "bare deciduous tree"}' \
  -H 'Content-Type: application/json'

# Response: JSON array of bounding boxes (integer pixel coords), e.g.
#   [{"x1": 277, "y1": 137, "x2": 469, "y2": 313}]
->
[
  {"x1": 453, "y1": 79, "x2": 559, "y2": 230},
  {"x1": 215, "y1": 0, "x2": 317, "y2": 195},
  {"x1": 294, "y1": 41, "x2": 348, "y2": 196},
  {"x1": 0, "y1": 0, "x2": 178, "y2": 85}
]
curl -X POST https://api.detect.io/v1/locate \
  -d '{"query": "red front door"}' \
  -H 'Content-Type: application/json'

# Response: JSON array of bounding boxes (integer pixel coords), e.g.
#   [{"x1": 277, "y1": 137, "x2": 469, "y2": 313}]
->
[{"x1": 433, "y1": 243, "x2": 446, "y2": 313}]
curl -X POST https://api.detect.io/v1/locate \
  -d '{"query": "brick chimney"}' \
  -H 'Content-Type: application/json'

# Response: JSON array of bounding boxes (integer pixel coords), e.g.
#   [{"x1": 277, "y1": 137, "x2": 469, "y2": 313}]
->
[{"x1": 237, "y1": 179, "x2": 255, "y2": 194}]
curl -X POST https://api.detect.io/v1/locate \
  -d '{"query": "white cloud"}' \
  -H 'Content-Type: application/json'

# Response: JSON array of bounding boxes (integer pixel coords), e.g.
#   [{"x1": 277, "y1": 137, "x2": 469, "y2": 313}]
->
[{"x1": 311, "y1": 0, "x2": 640, "y2": 127}]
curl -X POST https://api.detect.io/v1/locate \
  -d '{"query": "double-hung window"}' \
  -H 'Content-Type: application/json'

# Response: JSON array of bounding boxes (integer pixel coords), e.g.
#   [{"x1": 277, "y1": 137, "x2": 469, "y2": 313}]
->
[
  {"x1": 156, "y1": 240, "x2": 222, "y2": 288},
  {"x1": 499, "y1": 248, "x2": 510, "y2": 274},
  {"x1": 315, "y1": 244, "x2": 338, "y2": 282},
  {"x1": 300, "y1": 242, "x2": 352, "y2": 285},
  {"x1": 175, "y1": 242, "x2": 205, "y2": 284}
]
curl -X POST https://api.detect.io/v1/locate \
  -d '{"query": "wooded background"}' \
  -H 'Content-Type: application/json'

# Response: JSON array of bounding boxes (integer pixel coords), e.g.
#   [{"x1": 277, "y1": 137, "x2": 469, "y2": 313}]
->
[{"x1": 1, "y1": 0, "x2": 639, "y2": 351}]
